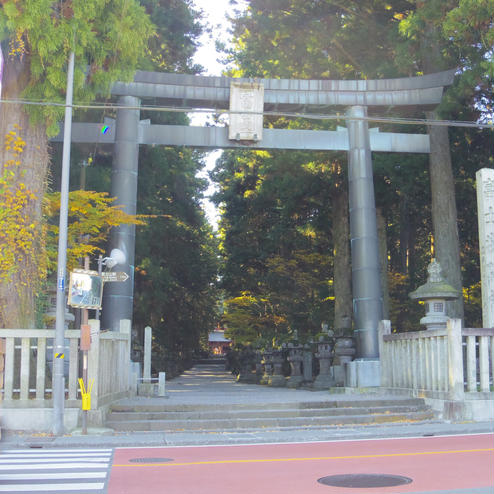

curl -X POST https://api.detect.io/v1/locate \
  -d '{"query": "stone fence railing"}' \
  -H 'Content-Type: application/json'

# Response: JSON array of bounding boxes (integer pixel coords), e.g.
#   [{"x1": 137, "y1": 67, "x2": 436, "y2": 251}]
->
[
  {"x1": 378, "y1": 318, "x2": 494, "y2": 400},
  {"x1": 0, "y1": 320, "x2": 131, "y2": 411}
]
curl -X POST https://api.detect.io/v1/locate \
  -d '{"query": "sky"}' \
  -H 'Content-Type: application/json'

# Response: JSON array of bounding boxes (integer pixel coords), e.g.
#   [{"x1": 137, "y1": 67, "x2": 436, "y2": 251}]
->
[{"x1": 191, "y1": 0, "x2": 248, "y2": 229}]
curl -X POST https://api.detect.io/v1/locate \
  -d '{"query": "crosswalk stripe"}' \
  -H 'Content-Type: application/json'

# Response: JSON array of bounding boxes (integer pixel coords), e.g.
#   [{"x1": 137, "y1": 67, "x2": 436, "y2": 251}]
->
[
  {"x1": 0, "y1": 457, "x2": 111, "y2": 463},
  {"x1": 4, "y1": 449, "x2": 112, "y2": 453},
  {"x1": 0, "y1": 483, "x2": 105, "y2": 492},
  {"x1": 1, "y1": 452, "x2": 112, "y2": 459},
  {"x1": 0, "y1": 472, "x2": 107, "y2": 480},
  {"x1": 0, "y1": 448, "x2": 112, "y2": 493},
  {"x1": 0, "y1": 462, "x2": 110, "y2": 470}
]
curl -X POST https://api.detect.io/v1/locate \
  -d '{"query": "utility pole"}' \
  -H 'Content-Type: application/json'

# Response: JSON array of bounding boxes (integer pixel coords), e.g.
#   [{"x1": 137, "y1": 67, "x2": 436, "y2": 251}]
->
[{"x1": 53, "y1": 50, "x2": 75, "y2": 435}]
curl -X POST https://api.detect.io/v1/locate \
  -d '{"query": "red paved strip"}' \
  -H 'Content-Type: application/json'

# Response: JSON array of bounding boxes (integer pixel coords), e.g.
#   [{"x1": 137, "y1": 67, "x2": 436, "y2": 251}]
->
[{"x1": 108, "y1": 434, "x2": 494, "y2": 494}]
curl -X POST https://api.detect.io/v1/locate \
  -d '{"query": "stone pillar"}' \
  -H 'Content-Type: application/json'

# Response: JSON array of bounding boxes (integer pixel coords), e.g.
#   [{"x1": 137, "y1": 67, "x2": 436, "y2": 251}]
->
[
  {"x1": 255, "y1": 351, "x2": 263, "y2": 383},
  {"x1": 286, "y1": 344, "x2": 303, "y2": 388},
  {"x1": 302, "y1": 345, "x2": 313, "y2": 382},
  {"x1": 346, "y1": 106, "x2": 383, "y2": 358},
  {"x1": 269, "y1": 350, "x2": 286, "y2": 387},
  {"x1": 143, "y1": 325, "x2": 152, "y2": 383},
  {"x1": 476, "y1": 168, "x2": 494, "y2": 328},
  {"x1": 237, "y1": 347, "x2": 257, "y2": 383},
  {"x1": 314, "y1": 341, "x2": 334, "y2": 389},
  {"x1": 260, "y1": 351, "x2": 272, "y2": 385},
  {"x1": 333, "y1": 336, "x2": 356, "y2": 385},
  {"x1": 102, "y1": 95, "x2": 141, "y2": 331}
]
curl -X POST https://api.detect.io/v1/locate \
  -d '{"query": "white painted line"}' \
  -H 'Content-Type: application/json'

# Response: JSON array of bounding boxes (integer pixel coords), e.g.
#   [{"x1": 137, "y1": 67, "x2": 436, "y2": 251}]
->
[
  {"x1": 0, "y1": 457, "x2": 110, "y2": 464},
  {"x1": 0, "y1": 462, "x2": 109, "y2": 470},
  {"x1": 4, "y1": 449, "x2": 112, "y2": 453},
  {"x1": 1, "y1": 453, "x2": 112, "y2": 459},
  {"x1": 0, "y1": 482, "x2": 105, "y2": 491},
  {"x1": 0, "y1": 472, "x2": 107, "y2": 480},
  {"x1": 116, "y1": 432, "x2": 494, "y2": 450}
]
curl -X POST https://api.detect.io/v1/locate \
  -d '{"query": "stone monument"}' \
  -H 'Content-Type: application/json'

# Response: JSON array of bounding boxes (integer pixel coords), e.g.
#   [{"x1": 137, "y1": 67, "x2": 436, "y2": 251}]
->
[{"x1": 476, "y1": 168, "x2": 494, "y2": 328}]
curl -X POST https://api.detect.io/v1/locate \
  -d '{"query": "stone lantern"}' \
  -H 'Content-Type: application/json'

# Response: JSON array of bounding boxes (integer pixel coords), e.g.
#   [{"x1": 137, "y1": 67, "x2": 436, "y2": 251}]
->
[{"x1": 409, "y1": 259, "x2": 459, "y2": 330}]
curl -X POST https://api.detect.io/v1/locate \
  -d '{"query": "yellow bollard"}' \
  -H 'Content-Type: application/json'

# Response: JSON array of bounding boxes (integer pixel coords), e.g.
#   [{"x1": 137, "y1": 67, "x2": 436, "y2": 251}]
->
[{"x1": 78, "y1": 378, "x2": 94, "y2": 411}]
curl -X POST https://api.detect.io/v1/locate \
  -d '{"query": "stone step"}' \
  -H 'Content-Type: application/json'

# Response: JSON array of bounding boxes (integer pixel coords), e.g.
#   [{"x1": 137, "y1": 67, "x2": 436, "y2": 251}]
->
[
  {"x1": 106, "y1": 405, "x2": 429, "y2": 422},
  {"x1": 106, "y1": 410, "x2": 435, "y2": 432},
  {"x1": 110, "y1": 397, "x2": 426, "y2": 413}
]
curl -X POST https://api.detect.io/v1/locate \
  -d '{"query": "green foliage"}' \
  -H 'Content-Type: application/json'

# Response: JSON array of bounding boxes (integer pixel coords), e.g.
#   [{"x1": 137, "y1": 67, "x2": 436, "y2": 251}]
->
[
  {"x1": 0, "y1": 0, "x2": 154, "y2": 135},
  {"x1": 216, "y1": 0, "x2": 490, "y2": 336},
  {"x1": 132, "y1": 114, "x2": 219, "y2": 356},
  {"x1": 44, "y1": 190, "x2": 144, "y2": 272}
]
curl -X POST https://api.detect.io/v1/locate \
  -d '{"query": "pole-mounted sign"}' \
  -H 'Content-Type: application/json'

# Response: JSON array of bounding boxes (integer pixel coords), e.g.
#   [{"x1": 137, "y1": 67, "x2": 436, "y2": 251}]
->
[
  {"x1": 101, "y1": 271, "x2": 129, "y2": 283},
  {"x1": 68, "y1": 269, "x2": 103, "y2": 310}
]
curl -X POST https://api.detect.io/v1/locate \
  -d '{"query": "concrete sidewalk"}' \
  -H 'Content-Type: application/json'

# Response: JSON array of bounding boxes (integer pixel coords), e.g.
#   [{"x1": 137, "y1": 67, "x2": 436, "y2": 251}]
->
[{"x1": 1, "y1": 364, "x2": 492, "y2": 449}]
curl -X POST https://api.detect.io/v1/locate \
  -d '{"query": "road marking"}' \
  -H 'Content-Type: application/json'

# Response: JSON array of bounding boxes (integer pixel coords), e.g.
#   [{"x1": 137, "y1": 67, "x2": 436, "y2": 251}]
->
[
  {"x1": 0, "y1": 472, "x2": 107, "y2": 480},
  {"x1": 2, "y1": 452, "x2": 112, "y2": 458},
  {"x1": 0, "y1": 462, "x2": 110, "y2": 470},
  {"x1": 4, "y1": 449, "x2": 113, "y2": 453},
  {"x1": 0, "y1": 457, "x2": 111, "y2": 463},
  {"x1": 0, "y1": 449, "x2": 112, "y2": 493},
  {"x1": 0, "y1": 483, "x2": 105, "y2": 491},
  {"x1": 114, "y1": 447, "x2": 494, "y2": 467},
  {"x1": 116, "y1": 432, "x2": 494, "y2": 450}
]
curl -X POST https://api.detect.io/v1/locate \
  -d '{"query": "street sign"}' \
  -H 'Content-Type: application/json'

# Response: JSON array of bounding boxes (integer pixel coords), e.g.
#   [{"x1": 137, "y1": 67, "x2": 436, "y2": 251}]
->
[{"x1": 102, "y1": 271, "x2": 129, "y2": 283}]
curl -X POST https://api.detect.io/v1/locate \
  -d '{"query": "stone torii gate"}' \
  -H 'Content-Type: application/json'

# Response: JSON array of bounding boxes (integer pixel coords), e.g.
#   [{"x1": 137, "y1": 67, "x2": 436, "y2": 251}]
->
[{"x1": 56, "y1": 69, "x2": 455, "y2": 361}]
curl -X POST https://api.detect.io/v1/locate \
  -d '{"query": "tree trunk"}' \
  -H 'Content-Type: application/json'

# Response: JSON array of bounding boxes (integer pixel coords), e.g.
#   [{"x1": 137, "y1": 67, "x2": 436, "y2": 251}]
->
[
  {"x1": 426, "y1": 110, "x2": 464, "y2": 319},
  {"x1": 332, "y1": 184, "x2": 352, "y2": 332},
  {"x1": 0, "y1": 55, "x2": 50, "y2": 328},
  {"x1": 376, "y1": 207, "x2": 390, "y2": 320}
]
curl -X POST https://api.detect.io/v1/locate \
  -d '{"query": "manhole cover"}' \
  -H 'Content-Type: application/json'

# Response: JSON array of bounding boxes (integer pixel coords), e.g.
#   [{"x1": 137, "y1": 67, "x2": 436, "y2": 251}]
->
[
  {"x1": 129, "y1": 457, "x2": 174, "y2": 463},
  {"x1": 317, "y1": 474, "x2": 413, "y2": 488}
]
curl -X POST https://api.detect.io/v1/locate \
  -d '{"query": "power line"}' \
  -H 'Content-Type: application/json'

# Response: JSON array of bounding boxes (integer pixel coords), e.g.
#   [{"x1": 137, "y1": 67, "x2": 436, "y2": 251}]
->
[{"x1": 1, "y1": 97, "x2": 493, "y2": 129}]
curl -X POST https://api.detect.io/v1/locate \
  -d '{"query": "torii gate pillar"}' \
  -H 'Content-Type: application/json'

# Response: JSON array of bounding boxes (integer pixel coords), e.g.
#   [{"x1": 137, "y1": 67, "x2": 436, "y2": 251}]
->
[
  {"x1": 346, "y1": 106, "x2": 383, "y2": 358},
  {"x1": 102, "y1": 96, "x2": 140, "y2": 331}
]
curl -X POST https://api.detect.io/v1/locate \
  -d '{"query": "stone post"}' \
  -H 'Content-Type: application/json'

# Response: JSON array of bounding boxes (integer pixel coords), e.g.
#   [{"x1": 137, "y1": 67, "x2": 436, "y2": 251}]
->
[
  {"x1": 302, "y1": 345, "x2": 313, "y2": 383},
  {"x1": 255, "y1": 351, "x2": 263, "y2": 383},
  {"x1": 476, "y1": 168, "x2": 494, "y2": 328},
  {"x1": 87, "y1": 319, "x2": 101, "y2": 410},
  {"x1": 286, "y1": 344, "x2": 303, "y2": 388},
  {"x1": 269, "y1": 350, "x2": 286, "y2": 387},
  {"x1": 143, "y1": 326, "x2": 152, "y2": 383},
  {"x1": 333, "y1": 336, "x2": 356, "y2": 386},
  {"x1": 377, "y1": 320, "x2": 391, "y2": 387},
  {"x1": 314, "y1": 341, "x2": 334, "y2": 389},
  {"x1": 260, "y1": 351, "x2": 272, "y2": 385},
  {"x1": 237, "y1": 346, "x2": 257, "y2": 383},
  {"x1": 447, "y1": 318, "x2": 465, "y2": 400}
]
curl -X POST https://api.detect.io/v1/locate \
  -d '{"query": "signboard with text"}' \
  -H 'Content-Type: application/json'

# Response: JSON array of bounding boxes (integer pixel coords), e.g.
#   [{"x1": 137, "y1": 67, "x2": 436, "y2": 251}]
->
[{"x1": 228, "y1": 82, "x2": 264, "y2": 142}]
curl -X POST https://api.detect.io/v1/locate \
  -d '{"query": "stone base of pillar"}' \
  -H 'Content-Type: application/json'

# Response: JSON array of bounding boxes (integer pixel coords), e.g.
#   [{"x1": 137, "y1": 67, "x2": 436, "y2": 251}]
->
[
  {"x1": 237, "y1": 371, "x2": 258, "y2": 384},
  {"x1": 331, "y1": 365, "x2": 346, "y2": 386},
  {"x1": 137, "y1": 383, "x2": 155, "y2": 396},
  {"x1": 345, "y1": 359, "x2": 380, "y2": 387},
  {"x1": 313, "y1": 373, "x2": 335, "y2": 390},
  {"x1": 286, "y1": 375, "x2": 303, "y2": 388},
  {"x1": 268, "y1": 374, "x2": 286, "y2": 387}
]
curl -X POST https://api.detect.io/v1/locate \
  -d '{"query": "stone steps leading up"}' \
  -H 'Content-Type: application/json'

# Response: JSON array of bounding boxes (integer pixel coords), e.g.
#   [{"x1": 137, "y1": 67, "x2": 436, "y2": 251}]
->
[{"x1": 106, "y1": 398, "x2": 435, "y2": 432}]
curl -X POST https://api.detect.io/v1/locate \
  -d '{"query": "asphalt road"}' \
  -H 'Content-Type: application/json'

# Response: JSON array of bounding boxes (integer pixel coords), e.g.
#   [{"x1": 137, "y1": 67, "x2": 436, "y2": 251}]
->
[{"x1": 108, "y1": 433, "x2": 494, "y2": 494}]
